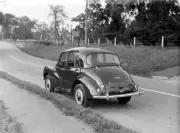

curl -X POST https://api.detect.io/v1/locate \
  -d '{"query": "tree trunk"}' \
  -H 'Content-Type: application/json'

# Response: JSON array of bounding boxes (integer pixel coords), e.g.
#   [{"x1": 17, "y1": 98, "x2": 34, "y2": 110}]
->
[
  {"x1": 54, "y1": 15, "x2": 59, "y2": 45},
  {"x1": 78, "y1": 37, "x2": 80, "y2": 47}
]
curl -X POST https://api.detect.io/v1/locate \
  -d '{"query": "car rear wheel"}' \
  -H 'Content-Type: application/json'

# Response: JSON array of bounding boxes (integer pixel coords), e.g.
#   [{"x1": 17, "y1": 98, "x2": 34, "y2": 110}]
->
[
  {"x1": 74, "y1": 84, "x2": 90, "y2": 107},
  {"x1": 45, "y1": 75, "x2": 56, "y2": 92},
  {"x1": 117, "y1": 96, "x2": 131, "y2": 104}
]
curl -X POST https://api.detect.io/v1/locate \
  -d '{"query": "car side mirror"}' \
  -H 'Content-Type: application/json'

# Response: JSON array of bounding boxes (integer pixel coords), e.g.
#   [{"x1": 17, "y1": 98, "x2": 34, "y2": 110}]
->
[{"x1": 75, "y1": 67, "x2": 80, "y2": 72}]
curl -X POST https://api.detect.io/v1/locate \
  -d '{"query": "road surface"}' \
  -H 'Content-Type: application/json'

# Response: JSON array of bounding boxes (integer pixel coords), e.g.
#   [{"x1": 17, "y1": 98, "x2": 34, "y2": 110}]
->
[
  {"x1": 0, "y1": 41, "x2": 180, "y2": 133},
  {"x1": 0, "y1": 79, "x2": 92, "y2": 133}
]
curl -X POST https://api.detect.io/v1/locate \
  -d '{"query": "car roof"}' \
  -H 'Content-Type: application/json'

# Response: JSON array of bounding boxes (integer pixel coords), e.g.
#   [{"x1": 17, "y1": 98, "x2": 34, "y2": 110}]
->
[{"x1": 64, "y1": 47, "x2": 115, "y2": 56}]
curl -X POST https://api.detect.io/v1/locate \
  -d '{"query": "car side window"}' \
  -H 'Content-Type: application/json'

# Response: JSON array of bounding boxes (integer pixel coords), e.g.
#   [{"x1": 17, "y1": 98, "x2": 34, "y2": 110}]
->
[
  {"x1": 75, "y1": 55, "x2": 81, "y2": 67},
  {"x1": 58, "y1": 52, "x2": 66, "y2": 67},
  {"x1": 67, "y1": 52, "x2": 76, "y2": 67}
]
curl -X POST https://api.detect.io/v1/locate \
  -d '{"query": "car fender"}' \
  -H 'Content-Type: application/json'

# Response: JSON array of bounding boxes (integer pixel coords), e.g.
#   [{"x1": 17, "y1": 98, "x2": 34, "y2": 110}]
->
[
  {"x1": 77, "y1": 74, "x2": 100, "y2": 97},
  {"x1": 43, "y1": 66, "x2": 62, "y2": 86},
  {"x1": 43, "y1": 66, "x2": 56, "y2": 78}
]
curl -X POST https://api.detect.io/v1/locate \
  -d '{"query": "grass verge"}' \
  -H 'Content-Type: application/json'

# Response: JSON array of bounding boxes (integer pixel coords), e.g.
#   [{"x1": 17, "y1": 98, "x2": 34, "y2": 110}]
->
[
  {"x1": 0, "y1": 71, "x2": 138, "y2": 133},
  {"x1": 13, "y1": 41, "x2": 180, "y2": 77},
  {"x1": 0, "y1": 101, "x2": 23, "y2": 133}
]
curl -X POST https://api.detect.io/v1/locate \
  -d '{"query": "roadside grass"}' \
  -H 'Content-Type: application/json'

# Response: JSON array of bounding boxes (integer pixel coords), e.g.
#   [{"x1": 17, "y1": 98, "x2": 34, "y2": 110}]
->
[
  {"x1": 13, "y1": 41, "x2": 180, "y2": 77},
  {"x1": 0, "y1": 71, "x2": 138, "y2": 133},
  {"x1": 0, "y1": 101, "x2": 23, "y2": 133},
  {"x1": 103, "y1": 45, "x2": 180, "y2": 77}
]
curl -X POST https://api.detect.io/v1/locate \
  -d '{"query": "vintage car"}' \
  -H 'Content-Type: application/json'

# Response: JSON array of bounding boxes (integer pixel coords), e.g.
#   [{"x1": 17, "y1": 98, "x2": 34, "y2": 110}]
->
[{"x1": 43, "y1": 47, "x2": 144, "y2": 107}]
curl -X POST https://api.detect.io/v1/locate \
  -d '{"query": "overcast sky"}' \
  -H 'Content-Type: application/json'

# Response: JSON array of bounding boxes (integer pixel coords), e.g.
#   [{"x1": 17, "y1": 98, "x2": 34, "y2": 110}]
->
[{"x1": 0, "y1": 0, "x2": 105, "y2": 26}]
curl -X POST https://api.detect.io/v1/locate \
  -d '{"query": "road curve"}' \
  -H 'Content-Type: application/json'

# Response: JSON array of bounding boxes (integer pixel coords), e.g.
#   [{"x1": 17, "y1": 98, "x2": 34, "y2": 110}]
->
[{"x1": 0, "y1": 41, "x2": 180, "y2": 133}]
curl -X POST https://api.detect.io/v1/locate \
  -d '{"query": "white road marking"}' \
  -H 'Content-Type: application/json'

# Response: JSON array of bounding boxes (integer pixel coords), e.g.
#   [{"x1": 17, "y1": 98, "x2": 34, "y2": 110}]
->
[
  {"x1": 10, "y1": 56, "x2": 44, "y2": 68},
  {"x1": 142, "y1": 88, "x2": 180, "y2": 98},
  {"x1": 9, "y1": 56, "x2": 180, "y2": 98}
]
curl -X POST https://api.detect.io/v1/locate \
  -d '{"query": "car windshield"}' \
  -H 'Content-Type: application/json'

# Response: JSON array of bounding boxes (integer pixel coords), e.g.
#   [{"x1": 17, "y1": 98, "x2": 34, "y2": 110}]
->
[{"x1": 87, "y1": 53, "x2": 120, "y2": 66}]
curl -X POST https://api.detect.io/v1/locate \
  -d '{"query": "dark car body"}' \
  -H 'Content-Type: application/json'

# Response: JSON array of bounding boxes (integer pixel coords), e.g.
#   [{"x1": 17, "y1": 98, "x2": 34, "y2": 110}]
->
[{"x1": 43, "y1": 47, "x2": 144, "y2": 102}]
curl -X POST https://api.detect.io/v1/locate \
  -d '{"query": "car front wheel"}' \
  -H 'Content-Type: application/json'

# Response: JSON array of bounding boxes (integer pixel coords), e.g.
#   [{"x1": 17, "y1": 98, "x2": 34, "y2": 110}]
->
[
  {"x1": 117, "y1": 96, "x2": 131, "y2": 104},
  {"x1": 74, "y1": 84, "x2": 90, "y2": 107},
  {"x1": 45, "y1": 75, "x2": 56, "y2": 92}
]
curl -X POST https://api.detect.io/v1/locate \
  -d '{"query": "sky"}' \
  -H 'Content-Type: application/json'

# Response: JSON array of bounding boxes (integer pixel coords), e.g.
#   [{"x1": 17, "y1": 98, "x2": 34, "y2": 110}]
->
[
  {"x1": 0, "y1": 0, "x2": 105, "y2": 26},
  {"x1": 1, "y1": 0, "x2": 178, "y2": 26}
]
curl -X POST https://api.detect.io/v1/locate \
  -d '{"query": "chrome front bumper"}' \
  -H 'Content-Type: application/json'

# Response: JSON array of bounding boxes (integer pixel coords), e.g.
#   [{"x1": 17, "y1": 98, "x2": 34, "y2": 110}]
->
[{"x1": 93, "y1": 89, "x2": 144, "y2": 101}]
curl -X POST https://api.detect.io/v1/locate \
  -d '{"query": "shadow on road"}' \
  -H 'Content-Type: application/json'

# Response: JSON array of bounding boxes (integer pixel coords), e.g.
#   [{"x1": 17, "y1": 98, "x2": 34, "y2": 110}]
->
[{"x1": 55, "y1": 89, "x2": 135, "y2": 110}]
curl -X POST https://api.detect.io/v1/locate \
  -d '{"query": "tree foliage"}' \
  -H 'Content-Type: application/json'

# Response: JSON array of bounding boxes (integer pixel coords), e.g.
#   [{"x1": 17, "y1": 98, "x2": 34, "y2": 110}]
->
[
  {"x1": 49, "y1": 4, "x2": 67, "y2": 41},
  {"x1": 125, "y1": 0, "x2": 180, "y2": 46},
  {"x1": 0, "y1": 1, "x2": 179, "y2": 47},
  {"x1": 72, "y1": 0, "x2": 180, "y2": 46}
]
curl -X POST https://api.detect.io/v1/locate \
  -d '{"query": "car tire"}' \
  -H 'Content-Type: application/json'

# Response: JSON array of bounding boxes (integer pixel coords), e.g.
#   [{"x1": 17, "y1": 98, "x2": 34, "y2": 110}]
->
[
  {"x1": 74, "y1": 84, "x2": 90, "y2": 107},
  {"x1": 117, "y1": 96, "x2": 131, "y2": 104},
  {"x1": 45, "y1": 75, "x2": 56, "y2": 92}
]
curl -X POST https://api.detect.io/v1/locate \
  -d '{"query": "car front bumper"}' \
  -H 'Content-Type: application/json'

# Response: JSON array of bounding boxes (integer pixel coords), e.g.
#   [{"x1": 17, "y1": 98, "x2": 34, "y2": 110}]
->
[{"x1": 93, "y1": 89, "x2": 144, "y2": 101}]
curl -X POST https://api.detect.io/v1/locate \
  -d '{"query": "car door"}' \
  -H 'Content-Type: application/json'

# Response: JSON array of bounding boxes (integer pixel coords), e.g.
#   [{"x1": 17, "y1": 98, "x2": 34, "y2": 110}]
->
[
  {"x1": 55, "y1": 52, "x2": 67, "y2": 88},
  {"x1": 63, "y1": 52, "x2": 81, "y2": 90}
]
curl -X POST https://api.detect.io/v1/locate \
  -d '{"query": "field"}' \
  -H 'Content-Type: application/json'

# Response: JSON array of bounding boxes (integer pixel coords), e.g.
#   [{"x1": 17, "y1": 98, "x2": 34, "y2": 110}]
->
[{"x1": 13, "y1": 40, "x2": 180, "y2": 77}]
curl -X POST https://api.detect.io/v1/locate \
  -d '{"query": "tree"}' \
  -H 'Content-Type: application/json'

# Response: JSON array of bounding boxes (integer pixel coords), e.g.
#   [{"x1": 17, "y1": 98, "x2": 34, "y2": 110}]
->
[
  {"x1": 72, "y1": 13, "x2": 85, "y2": 43},
  {"x1": 125, "y1": 0, "x2": 180, "y2": 46},
  {"x1": 2, "y1": 13, "x2": 17, "y2": 38},
  {"x1": 49, "y1": 4, "x2": 67, "y2": 45},
  {"x1": 0, "y1": 11, "x2": 4, "y2": 25},
  {"x1": 12, "y1": 16, "x2": 37, "y2": 39},
  {"x1": 72, "y1": 0, "x2": 106, "y2": 41},
  {"x1": 35, "y1": 22, "x2": 49, "y2": 40}
]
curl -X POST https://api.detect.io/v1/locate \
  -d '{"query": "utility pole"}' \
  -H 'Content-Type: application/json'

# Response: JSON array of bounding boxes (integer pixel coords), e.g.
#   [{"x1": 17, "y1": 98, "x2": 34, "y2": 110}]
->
[
  {"x1": 70, "y1": 24, "x2": 72, "y2": 41},
  {"x1": 85, "y1": 0, "x2": 88, "y2": 47},
  {"x1": 24, "y1": 22, "x2": 26, "y2": 42}
]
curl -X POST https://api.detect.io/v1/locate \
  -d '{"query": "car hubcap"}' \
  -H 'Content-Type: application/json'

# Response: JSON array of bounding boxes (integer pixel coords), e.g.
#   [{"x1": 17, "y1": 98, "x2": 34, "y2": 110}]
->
[
  {"x1": 75, "y1": 88, "x2": 84, "y2": 105},
  {"x1": 45, "y1": 79, "x2": 51, "y2": 91}
]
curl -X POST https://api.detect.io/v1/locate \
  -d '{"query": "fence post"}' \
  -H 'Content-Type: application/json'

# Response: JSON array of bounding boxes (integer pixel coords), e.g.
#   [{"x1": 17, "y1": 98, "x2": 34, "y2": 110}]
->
[
  {"x1": 72, "y1": 36, "x2": 74, "y2": 46},
  {"x1": 133, "y1": 37, "x2": 136, "y2": 47},
  {"x1": 88, "y1": 38, "x2": 89, "y2": 45},
  {"x1": 161, "y1": 36, "x2": 164, "y2": 49},
  {"x1": 98, "y1": 38, "x2": 100, "y2": 45},
  {"x1": 114, "y1": 37, "x2": 116, "y2": 46}
]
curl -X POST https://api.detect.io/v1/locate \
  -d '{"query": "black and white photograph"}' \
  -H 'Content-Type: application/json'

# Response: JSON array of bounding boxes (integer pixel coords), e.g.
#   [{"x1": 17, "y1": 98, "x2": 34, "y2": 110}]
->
[{"x1": 0, "y1": 0, "x2": 180, "y2": 133}]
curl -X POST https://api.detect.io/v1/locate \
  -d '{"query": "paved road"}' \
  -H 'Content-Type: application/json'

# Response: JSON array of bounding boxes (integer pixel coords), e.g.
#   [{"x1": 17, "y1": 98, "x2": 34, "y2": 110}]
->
[
  {"x1": 0, "y1": 79, "x2": 92, "y2": 133},
  {"x1": 0, "y1": 41, "x2": 180, "y2": 133}
]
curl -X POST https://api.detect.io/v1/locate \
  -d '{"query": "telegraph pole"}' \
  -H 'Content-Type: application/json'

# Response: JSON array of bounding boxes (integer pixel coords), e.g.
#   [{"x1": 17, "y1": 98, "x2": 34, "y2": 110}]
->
[{"x1": 85, "y1": 0, "x2": 88, "y2": 47}]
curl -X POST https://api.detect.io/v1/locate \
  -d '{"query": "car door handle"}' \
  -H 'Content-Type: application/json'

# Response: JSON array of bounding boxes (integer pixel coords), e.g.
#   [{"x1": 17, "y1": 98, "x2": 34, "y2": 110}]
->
[{"x1": 75, "y1": 68, "x2": 80, "y2": 72}]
